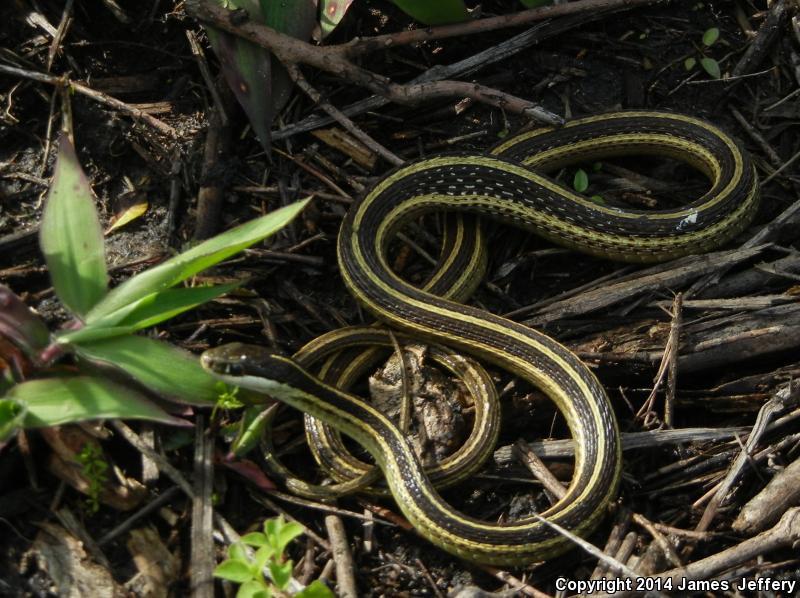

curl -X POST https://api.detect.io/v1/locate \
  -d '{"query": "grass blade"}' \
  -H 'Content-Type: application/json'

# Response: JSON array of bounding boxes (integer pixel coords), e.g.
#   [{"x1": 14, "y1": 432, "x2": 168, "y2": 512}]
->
[
  {"x1": 86, "y1": 198, "x2": 308, "y2": 322},
  {"x1": 61, "y1": 283, "x2": 240, "y2": 344}
]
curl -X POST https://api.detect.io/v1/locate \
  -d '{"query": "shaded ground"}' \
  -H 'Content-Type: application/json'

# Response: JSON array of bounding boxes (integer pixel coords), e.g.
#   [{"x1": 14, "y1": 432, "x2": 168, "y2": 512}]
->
[{"x1": 2, "y1": 0, "x2": 800, "y2": 596}]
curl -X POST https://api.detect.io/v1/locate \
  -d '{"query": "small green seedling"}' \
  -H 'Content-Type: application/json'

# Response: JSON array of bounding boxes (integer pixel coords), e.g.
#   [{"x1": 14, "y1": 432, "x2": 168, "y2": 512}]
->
[
  {"x1": 573, "y1": 168, "x2": 589, "y2": 193},
  {"x1": 684, "y1": 27, "x2": 722, "y2": 79},
  {"x1": 571, "y1": 165, "x2": 605, "y2": 204},
  {"x1": 211, "y1": 381, "x2": 244, "y2": 423},
  {"x1": 77, "y1": 441, "x2": 109, "y2": 514},
  {"x1": 214, "y1": 516, "x2": 335, "y2": 598}
]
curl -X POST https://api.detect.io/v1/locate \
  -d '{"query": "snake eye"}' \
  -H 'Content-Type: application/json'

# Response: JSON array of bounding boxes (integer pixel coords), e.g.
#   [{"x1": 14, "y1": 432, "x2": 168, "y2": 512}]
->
[{"x1": 224, "y1": 362, "x2": 244, "y2": 376}]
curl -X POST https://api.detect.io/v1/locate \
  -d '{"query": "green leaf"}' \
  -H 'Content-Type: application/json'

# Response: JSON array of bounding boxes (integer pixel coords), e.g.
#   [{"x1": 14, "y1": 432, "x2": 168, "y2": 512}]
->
[
  {"x1": 519, "y1": 0, "x2": 553, "y2": 7},
  {"x1": 264, "y1": 516, "x2": 304, "y2": 556},
  {"x1": 56, "y1": 326, "x2": 140, "y2": 345},
  {"x1": 295, "y1": 580, "x2": 336, "y2": 598},
  {"x1": 214, "y1": 558, "x2": 255, "y2": 583},
  {"x1": 207, "y1": 0, "x2": 317, "y2": 152},
  {"x1": 590, "y1": 195, "x2": 606, "y2": 205},
  {"x1": 74, "y1": 335, "x2": 230, "y2": 405},
  {"x1": 0, "y1": 398, "x2": 28, "y2": 444},
  {"x1": 206, "y1": 27, "x2": 274, "y2": 153},
  {"x1": 236, "y1": 580, "x2": 271, "y2": 598},
  {"x1": 60, "y1": 283, "x2": 239, "y2": 344},
  {"x1": 392, "y1": 0, "x2": 469, "y2": 25},
  {"x1": 276, "y1": 521, "x2": 304, "y2": 555},
  {"x1": 684, "y1": 56, "x2": 697, "y2": 71},
  {"x1": 230, "y1": 405, "x2": 274, "y2": 457},
  {"x1": 319, "y1": 0, "x2": 356, "y2": 38},
  {"x1": 241, "y1": 532, "x2": 269, "y2": 547},
  {"x1": 5, "y1": 377, "x2": 186, "y2": 428},
  {"x1": 700, "y1": 57, "x2": 721, "y2": 79},
  {"x1": 573, "y1": 169, "x2": 589, "y2": 193},
  {"x1": 40, "y1": 135, "x2": 108, "y2": 317},
  {"x1": 253, "y1": 545, "x2": 275, "y2": 574},
  {"x1": 702, "y1": 27, "x2": 720, "y2": 47},
  {"x1": 268, "y1": 560, "x2": 293, "y2": 591},
  {"x1": 86, "y1": 199, "x2": 308, "y2": 323},
  {"x1": 258, "y1": 0, "x2": 319, "y2": 40},
  {"x1": 229, "y1": 542, "x2": 251, "y2": 562}
]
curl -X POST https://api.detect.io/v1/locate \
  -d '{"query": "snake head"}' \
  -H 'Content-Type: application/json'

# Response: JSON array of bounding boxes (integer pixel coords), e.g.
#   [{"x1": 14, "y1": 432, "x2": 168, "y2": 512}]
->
[
  {"x1": 201, "y1": 343, "x2": 324, "y2": 404},
  {"x1": 201, "y1": 343, "x2": 290, "y2": 378}
]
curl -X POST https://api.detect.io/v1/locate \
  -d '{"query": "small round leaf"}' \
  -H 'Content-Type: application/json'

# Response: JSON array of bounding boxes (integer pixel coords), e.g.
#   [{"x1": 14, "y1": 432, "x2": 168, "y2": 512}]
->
[
  {"x1": 573, "y1": 169, "x2": 589, "y2": 193},
  {"x1": 700, "y1": 57, "x2": 721, "y2": 79},
  {"x1": 702, "y1": 27, "x2": 720, "y2": 47}
]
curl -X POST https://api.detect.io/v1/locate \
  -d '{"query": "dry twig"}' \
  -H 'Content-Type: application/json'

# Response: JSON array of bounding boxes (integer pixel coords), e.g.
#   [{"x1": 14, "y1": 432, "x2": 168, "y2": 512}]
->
[
  {"x1": 0, "y1": 63, "x2": 176, "y2": 136},
  {"x1": 325, "y1": 515, "x2": 358, "y2": 598},
  {"x1": 184, "y1": 0, "x2": 562, "y2": 124}
]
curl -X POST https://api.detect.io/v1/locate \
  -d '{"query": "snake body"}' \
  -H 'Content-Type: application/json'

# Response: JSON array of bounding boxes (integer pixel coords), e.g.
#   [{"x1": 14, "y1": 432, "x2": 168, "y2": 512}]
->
[{"x1": 203, "y1": 111, "x2": 758, "y2": 564}]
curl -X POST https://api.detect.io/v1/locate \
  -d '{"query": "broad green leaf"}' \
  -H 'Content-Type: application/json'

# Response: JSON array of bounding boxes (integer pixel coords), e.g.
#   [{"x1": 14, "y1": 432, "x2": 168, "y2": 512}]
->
[
  {"x1": 40, "y1": 135, "x2": 108, "y2": 317},
  {"x1": 295, "y1": 580, "x2": 336, "y2": 598},
  {"x1": 0, "y1": 285, "x2": 51, "y2": 357},
  {"x1": 206, "y1": 25, "x2": 275, "y2": 153},
  {"x1": 276, "y1": 521, "x2": 304, "y2": 555},
  {"x1": 259, "y1": 0, "x2": 319, "y2": 40},
  {"x1": 259, "y1": 0, "x2": 318, "y2": 119},
  {"x1": 264, "y1": 516, "x2": 304, "y2": 556},
  {"x1": 519, "y1": 0, "x2": 553, "y2": 7},
  {"x1": 207, "y1": 0, "x2": 318, "y2": 152},
  {"x1": 60, "y1": 283, "x2": 239, "y2": 344},
  {"x1": 319, "y1": 0, "x2": 356, "y2": 38},
  {"x1": 392, "y1": 0, "x2": 469, "y2": 24},
  {"x1": 0, "y1": 398, "x2": 28, "y2": 443},
  {"x1": 684, "y1": 56, "x2": 697, "y2": 70},
  {"x1": 6, "y1": 377, "x2": 186, "y2": 428},
  {"x1": 214, "y1": 558, "x2": 255, "y2": 583},
  {"x1": 702, "y1": 27, "x2": 720, "y2": 47},
  {"x1": 700, "y1": 57, "x2": 721, "y2": 79},
  {"x1": 573, "y1": 169, "x2": 589, "y2": 193},
  {"x1": 229, "y1": 542, "x2": 251, "y2": 562},
  {"x1": 253, "y1": 545, "x2": 275, "y2": 574},
  {"x1": 75, "y1": 335, "x2": 230, "y2": 405},
  {"x1": 241, "y1": 532, "x2": 269, "y2": 547},
  {"x1": 236, "y1": 581, "x2": 271, "y2": 598},
  {"x1": 268, "y1": 560, "x2": 293, "y2": 591},
  {"x1": 86, "y1": 199, "x2": 308, "y2": 322}
]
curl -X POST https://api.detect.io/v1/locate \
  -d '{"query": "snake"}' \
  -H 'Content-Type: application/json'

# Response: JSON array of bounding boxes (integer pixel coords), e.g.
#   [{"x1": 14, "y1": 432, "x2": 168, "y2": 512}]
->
[{"x1": 202, "y1": 111, "x2": 759, "y2": 565}]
